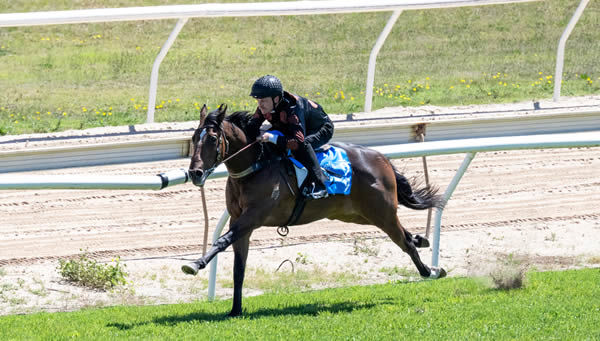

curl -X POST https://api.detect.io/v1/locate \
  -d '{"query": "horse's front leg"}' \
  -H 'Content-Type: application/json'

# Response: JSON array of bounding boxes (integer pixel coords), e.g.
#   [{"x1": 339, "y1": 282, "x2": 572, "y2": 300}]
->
[
  {"x1": 181, "y1": 229, "x2": 236, "y2": 275},
  {"x1": 229, "y1": 233, "x2": 251, "y2": 317}
]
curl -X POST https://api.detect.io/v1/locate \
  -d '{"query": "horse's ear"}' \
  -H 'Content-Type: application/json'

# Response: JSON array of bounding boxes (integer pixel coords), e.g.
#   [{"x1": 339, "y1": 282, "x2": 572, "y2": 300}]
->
[
  {"x1": 216, "y1": 103, "x2": 227, "y2": 123},
  {"x1": 199, "y1": 104, "x2": 207, "y2": 126}
]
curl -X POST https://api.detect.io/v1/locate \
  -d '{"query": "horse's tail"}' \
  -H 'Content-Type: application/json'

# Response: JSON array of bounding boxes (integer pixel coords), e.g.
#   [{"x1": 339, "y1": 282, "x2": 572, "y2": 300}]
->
[{"x1": 392, "y1": 164, "x2": 445, "y2": 210}]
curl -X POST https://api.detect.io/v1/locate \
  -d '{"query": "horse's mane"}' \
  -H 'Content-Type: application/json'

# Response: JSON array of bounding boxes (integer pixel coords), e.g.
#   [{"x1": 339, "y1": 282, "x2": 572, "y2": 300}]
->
[{"x1": 224, "y1": 111, "x2": 252, "y2": 133}]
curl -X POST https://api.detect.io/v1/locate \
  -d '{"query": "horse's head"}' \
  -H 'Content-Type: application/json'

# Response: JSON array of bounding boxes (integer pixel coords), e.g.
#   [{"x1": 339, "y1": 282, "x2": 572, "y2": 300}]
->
[{"x1": 188, "y1": 103, "x2": 228, "y2": 187}]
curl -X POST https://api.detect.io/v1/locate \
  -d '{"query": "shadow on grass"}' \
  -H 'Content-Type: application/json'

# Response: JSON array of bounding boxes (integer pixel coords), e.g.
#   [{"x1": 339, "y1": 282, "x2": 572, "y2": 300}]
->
[{"x1": 107, "y1": 298, "x2": 395, "y2": 330}]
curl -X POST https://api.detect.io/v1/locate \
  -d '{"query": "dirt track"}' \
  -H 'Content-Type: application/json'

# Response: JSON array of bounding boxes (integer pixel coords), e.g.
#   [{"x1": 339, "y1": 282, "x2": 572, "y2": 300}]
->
[
  {"x1": 1, "y1": 146, "x2": 599, "y2": 265},
  {"x1": 0, "y1": 98, "x2": 599, "y2": 315}
]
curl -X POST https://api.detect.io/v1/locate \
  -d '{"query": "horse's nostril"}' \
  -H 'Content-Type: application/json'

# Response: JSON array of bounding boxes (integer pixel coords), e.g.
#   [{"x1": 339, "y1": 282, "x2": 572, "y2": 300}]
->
[{"x1": 189, "y1": 169, "x2": 205, "y2": 186}]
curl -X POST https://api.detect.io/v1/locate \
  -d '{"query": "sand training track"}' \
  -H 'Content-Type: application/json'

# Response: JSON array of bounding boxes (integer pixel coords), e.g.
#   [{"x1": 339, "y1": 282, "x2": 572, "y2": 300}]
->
[{"x1": 0, "y1": 98, "x2": 599, "y2": 315}]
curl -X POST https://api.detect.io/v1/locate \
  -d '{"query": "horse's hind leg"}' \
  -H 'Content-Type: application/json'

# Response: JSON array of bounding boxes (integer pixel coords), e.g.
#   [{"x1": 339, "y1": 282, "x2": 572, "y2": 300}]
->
[{"x1": 378, "y1": 216, "x2": 444, "y2": 278}]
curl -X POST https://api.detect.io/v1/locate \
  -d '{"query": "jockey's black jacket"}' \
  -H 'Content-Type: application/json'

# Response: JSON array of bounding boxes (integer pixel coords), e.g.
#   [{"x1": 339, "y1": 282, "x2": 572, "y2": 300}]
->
[{"x1": 247, "y1": 91, "x2": 334, "y2": 151}]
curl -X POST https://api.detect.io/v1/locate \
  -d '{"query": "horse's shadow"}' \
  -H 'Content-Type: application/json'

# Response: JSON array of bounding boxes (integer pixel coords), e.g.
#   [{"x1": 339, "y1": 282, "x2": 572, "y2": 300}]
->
[{"x1": 107, "y1": 298, "x2": 395, "y2": 330}]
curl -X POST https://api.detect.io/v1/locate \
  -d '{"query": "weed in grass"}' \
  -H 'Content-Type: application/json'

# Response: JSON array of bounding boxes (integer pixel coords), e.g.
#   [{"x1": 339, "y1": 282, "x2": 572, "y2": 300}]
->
[
  {"x1": 489, "y1": 253, "x2": 528, "y2": 290},
  {"x1": 295, "y1": 252, "x2": 309, "y2": 265},
  {"x1": 57, "y1": 250, "x2": 128, "y2": 290},
  {"x1": 545, "y1": 232, "x2": 557, "y2": 242},
  {"x1": 587, "y1": 256, "x2": 600, "y2": 265},
  {"x1": 242, "y1": 265, "x2": 361, "y2": 293},
  {"x1": 8, "y1": 297, "x2": 26, "y2": 306},
  {"x1": 379, "y1": 266, "x2": 415, "y2": 278},
  {"x1": 351, "y1": 237, "x2": 379, "y2": 257}
]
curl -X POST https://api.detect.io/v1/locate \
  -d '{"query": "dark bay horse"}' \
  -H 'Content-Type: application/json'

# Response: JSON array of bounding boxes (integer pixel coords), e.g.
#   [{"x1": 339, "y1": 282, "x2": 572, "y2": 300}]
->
[{"x1": 182, "y1": 104, "x2": 446, "y2": 317}]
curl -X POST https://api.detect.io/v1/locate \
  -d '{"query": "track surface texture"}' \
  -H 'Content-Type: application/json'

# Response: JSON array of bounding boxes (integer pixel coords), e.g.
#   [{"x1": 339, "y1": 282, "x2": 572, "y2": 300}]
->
[{"x1": 1, "y1": 97, "x2": 599, "y2": 315}]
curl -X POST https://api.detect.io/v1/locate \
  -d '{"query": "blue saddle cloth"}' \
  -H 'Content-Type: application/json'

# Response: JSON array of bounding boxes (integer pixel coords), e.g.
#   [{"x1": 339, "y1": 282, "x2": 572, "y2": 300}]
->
[
  {"x1": 316, "y1": 146, "x2": 352, "y2": 195},
  {"x1": 270, "y1": 130, "x2": 352, "y2": 195}
]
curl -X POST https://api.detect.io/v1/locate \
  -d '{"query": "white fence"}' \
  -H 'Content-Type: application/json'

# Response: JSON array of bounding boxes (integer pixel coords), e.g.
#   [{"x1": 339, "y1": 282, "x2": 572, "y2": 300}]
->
[
  {"x1": 3, "y1": 130, "x2": 598, "y2": 299},
  {"x1": 3, "y1": 0, "x2": 580, "y2": 121}
]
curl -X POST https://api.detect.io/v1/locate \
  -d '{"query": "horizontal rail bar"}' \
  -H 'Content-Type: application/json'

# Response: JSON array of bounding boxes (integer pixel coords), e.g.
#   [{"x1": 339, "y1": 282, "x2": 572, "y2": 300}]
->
[
  {"x1": 3, "y1": 130, "x2": 597, "y2": 189},
  {"x1": 0, "y1": 0, "x2": 540, "y2": 27},
  {"x1": 2, "y1": 109, "x2": 599, "y2": 173},
  {"x1": 375, "y1": 130, "x2": 600, "y2": 158},
  {"x1": 0, "y1": 168, "x2": 190, "y2": 190}
]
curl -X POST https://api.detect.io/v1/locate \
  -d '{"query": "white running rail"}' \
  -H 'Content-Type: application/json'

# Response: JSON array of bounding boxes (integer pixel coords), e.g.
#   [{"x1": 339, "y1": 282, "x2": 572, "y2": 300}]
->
[{"x1": 0, "y1": 0, "x2": 543, "y2": 119}]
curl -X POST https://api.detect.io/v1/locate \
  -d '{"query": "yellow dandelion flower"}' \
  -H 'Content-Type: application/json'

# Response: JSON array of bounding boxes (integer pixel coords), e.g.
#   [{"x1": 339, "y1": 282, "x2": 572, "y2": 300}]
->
[
  {"x1": 108, "y1": 112, "x2": 112, "y2": 116},
  {"x1": 62, "y1": 112, "x2": 67, "y2": 116},
  {"x1": 176, "y1": 99, "x2": 180, "y2": 102},
  {"x1": 466, "y1": 85, "x2": 470, "y2": 88},
  {"x1": 316, "y1": 92, "x2": 321, "y2": 95},
  {"x1": 460, "y1": 79, "x2": 466, "y2": 83}
]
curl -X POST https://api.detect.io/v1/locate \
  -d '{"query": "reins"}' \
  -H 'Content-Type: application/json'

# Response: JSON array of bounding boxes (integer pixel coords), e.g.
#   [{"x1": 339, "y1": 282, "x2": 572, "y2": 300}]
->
[{"x1": 220, "y1": 139, "x2": 260, "y2": 164}]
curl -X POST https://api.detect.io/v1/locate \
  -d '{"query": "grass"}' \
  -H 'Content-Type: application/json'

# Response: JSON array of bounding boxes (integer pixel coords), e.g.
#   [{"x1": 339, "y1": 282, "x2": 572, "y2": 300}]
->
[
  {"x1": 0, "y1": 268, "x2": 599, "y2": 339},
  {"x1": 1, "y1": 0, "x2": 599, "y2": 135}
]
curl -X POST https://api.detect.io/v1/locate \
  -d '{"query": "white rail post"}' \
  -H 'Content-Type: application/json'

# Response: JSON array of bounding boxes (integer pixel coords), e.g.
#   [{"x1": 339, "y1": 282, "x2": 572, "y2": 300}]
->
[
  {"x1": 207, "y1": 209, "x2": 230, "y2": 301},
  {"x1": 553, "y1": 0, "x2": 590, "y2": 102},
  {"x1": 364, "y1": 10, "x2": 402, "y2": 113},
  {"x1": 431, "y1": 152, "x2": 476, "y2": 268},
  {"x1": 147, "y1": 18, "x2": 188, "y2": 123}
]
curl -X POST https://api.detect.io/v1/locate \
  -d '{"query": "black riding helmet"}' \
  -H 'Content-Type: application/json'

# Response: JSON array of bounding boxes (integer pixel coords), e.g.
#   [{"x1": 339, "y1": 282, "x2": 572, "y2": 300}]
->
[{"x1": 250, "y1": 75, "x2": 283, "y2": 99}]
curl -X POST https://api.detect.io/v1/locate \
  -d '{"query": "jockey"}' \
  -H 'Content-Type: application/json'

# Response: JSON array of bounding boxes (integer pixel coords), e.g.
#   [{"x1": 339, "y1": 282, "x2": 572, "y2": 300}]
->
[{"x1": 247, "y1": 75, "x2": 334, "y2": 199}]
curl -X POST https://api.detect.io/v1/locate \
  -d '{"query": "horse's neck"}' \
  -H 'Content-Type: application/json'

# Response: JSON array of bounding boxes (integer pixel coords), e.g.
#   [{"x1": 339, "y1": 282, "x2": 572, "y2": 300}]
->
[{"x1": 222, "y1": 124, "x2": 261, "y2": 174}]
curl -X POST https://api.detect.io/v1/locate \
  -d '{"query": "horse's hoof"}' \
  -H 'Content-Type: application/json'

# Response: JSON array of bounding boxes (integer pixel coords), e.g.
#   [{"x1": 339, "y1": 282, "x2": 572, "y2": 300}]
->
[
  {"x1": 428, "y1": 267, "x2": 447, "y2": 279},
  {"x1": 414, "y1": 235, "x2": 430, "y2": 248},
  {"x1": 181, "y1": 261, "x2": 205, "y2": 275}
]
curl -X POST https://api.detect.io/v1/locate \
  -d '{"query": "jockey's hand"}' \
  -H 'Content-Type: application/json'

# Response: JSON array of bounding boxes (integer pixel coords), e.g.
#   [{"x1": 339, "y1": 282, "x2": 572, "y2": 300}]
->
[{"x1": 259, "y1": 132, "x2": 278, "y2": 144}]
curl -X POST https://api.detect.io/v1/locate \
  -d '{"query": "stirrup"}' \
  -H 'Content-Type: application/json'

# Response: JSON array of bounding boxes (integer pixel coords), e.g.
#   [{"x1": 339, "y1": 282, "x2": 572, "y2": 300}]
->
[{"x1": 303, "y1": 182, "x2": 329, "y2": 199}]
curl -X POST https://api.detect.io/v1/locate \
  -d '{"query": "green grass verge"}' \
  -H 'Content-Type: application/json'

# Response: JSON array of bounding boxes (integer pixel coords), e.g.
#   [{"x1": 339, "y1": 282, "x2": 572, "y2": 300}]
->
[
  {"x1": 0, "y1": 268, "x2": 599, "y2": 339},
  {"x1": 0, "y1": 0, "x2": 599, "y2": 135}
]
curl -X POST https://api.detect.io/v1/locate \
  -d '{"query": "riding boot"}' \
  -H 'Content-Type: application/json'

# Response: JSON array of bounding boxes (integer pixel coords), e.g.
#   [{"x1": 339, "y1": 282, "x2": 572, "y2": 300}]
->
[{"x1": 293, "y1": 141, "x2": 329, "y2": 199}]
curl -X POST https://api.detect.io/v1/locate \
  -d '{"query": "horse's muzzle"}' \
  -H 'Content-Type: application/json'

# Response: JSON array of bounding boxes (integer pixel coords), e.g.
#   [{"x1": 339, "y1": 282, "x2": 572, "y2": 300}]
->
[{"x1": 188, "y1": 169, "x2": 205, "y2": 187}]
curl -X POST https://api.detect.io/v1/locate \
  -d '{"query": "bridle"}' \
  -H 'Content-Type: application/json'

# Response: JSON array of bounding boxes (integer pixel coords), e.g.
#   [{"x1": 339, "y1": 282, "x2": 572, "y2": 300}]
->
[{"x1": 194, "y1": 121, "x2": 262, "y2": 185}]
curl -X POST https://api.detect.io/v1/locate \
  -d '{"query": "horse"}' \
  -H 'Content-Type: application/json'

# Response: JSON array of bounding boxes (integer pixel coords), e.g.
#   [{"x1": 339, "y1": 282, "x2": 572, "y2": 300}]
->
[{"x1": 182, "y1": 104, "x2": 446, "y2": 317}]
